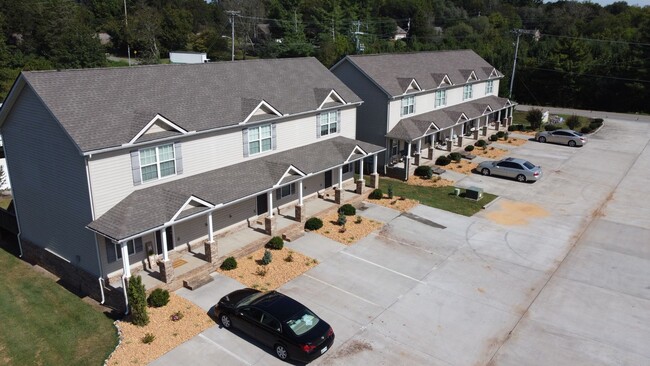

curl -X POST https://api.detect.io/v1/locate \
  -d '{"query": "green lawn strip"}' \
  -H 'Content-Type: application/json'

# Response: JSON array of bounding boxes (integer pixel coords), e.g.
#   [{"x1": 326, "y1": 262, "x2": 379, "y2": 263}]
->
[
  {"x1": 367, "y1": 176, "x2": 497, "y2": 217},
  {"x1": 513, "y1": 110, "x2": 593, "y2": 131},
  {"x1": 0, "y1": 249, "x2": 118, "y2": 366}
]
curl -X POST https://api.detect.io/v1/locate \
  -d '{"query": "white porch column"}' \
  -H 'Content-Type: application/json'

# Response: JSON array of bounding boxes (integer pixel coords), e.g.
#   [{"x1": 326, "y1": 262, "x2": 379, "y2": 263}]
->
[
  {"x1": 416, "y1": 139, "x2": 422, "y2": 153},
  {"x1": 207, "y1": 214, "x2": 214, "y2": 243},
  {"x1": 298, "y1": 181, "x2": 304, "y2": 205},
  {"x1": 120, "y1": 241, "x2": 131, "y2": 278},
  {"x1": 373, "y1": 154, "x2": 378, "y2": 174},
  {"x1": 406, "y1": 141, "x2": 411, "y2": 157},
  {"x1": 359, "y1": 159, "x2": 364, "y2": 181},
  {"x1": 267, "y1": 191, "x2": 274, "y2": 218},
  {"x1": 497, "y1": 109, "x2": 502, "y2": 123},
  {"x1": 338, "y1": 166, "x2": 343, "y2": 188},
  {"x1": 161, "y1": 228, "x2": 169, "y2": 261}
]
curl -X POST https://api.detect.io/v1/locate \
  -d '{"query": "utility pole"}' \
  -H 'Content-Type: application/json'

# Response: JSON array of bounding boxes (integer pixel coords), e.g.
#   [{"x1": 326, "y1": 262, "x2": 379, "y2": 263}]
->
[
  {"x1": 226, "y1": 10, "x2": 240, "y2": 61},
  {"x1": 352, "y1": 21, "x2": 365, "y2": 53},
  {"x1": 509, "y1": 28, "x2": 540, "y2": 99},
  {"x1": 123, "y1": 0, "x2": 131, "y2": 66}
]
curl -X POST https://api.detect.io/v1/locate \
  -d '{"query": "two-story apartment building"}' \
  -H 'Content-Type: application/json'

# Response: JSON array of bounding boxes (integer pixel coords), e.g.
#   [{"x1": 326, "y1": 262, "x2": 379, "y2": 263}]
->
[
  {"x1": 331, "y1": 50, "x2": 517, "y2": 180},
  {"x1": 0, "y1": 58, "x2": 384, "y2": 304}
]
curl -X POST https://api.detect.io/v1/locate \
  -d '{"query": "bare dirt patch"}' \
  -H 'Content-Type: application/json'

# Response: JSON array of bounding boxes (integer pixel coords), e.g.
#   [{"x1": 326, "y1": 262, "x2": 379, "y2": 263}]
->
[
  {"x1": 330, "y1": 340, "x2": 373, "y2": 358},
  {"x1": 406, "y1": 175, "x2": 455, "y2": 187},
  {"x1": 106, "y1": 293, "x2": 214, "y2": 366},
  {"x1": 314, "y1": 211, "x2": 384, "y2": 245},
  {"x1": 217, "y1": 246, "x2": 317, "y2": 291},
  {"x1": 485, "y1": 200, "x2": 550, "y2": 225},
  {"x1": 366, "y1": 196, "x2": 419, "y2": 212}
]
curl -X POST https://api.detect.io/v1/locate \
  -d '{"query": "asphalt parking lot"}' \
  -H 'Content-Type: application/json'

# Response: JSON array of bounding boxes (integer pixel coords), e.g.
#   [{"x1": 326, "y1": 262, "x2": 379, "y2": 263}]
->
[{"x1": 151, "y1": 116, "x2": 650, "y2": 366}]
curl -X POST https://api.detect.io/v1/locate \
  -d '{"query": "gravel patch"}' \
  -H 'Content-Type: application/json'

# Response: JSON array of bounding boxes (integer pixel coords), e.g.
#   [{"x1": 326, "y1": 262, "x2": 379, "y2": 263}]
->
[{"x1": 313, "y1": 211, "x2": 383, "y2": 245}]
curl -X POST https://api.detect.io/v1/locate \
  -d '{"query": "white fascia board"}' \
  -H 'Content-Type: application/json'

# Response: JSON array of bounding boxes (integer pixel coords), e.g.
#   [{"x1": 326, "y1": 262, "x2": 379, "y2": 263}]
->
[
  {"x1": 318, "y1": 89, "x2": 347, "y2": 110},
  {"x1": 483, "y1": 105, "x2": 493, "y2": 114},
  {"x1": 467, "y1": 70, "x2": 478, "y2": 82},
  {"x1": 129, "y1": 114, "x2": 188, "y2": 144},
  {"x1": 456, "y1": 113, "x2": 469, "y2": 124},
  {"x1": 489, "y1": 68, "x2": 500, "y2": 78},
  {"x1": 404, "y1": 79, "x2": 422, "y2": 94},
  {"x1": 170, "y1": 195, "x2": 215, "y2": 222},
  {"x1": 344, "y1": 145, "x2": 368, "y2": 163},
  {"x1": 438, "y1": 74, "x2": 452, "y2": 88},
  {"x1": 242, "y1": 100, "x2": 283, "y2": 124},
  {"x1": 274, "y1": 165, "x2": 306, "y2": 187}
]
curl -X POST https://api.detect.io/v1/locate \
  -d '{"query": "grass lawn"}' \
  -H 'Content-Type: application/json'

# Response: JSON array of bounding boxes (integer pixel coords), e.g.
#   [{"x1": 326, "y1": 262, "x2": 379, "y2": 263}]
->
[
  {"x1": 513, "y1": 110, "x2": 592, "y2": 131},
  {"x1": 367, "y1": 176, "x2": 497, "y2": 216},
  {"x1": 0, "y1": 249, "x2": 118, "y2": 365}
]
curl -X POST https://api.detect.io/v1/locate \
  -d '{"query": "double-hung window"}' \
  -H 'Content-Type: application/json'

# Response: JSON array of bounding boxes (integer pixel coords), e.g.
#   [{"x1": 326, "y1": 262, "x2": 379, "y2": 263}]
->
[
  {"x1": 105, "y1": 237, "x2": 143, "y2": 263},
  {"x1": 434, "y1": 90, "x2": 447, "y2": 108},
  {"x1": 463, "y1": 84, "x2": 473, "y2": 100},
  {"x1": 319, "y1": 111, "x2": 339, "y2": 136},
  {"x1": 140, "y1": 144, "x2": 176, "y2": 182},
  {"x1": 401, "y1": 95, "x2": 415, "y2": 116},
  {"x1": 249, "y1": 124, "x2": 272, "y2": 155},
  {"x1": 485, "y1": 80, "x2": 494, "y2": 94}
]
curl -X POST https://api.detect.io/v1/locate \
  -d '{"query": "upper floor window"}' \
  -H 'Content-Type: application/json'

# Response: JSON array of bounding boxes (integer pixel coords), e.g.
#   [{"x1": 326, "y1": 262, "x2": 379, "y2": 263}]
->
[
  {"x1": 485, "y1": 80, "x2": 494, "y2": 94},
  {"x1": 463, "y1": 84, "x2": 473, "y2": 100},
  {"x1": 249, "y1": 124, "x2": 272, "y2": 155},
  {"x1": 319, "y1": 111, "x2": 339, "y2": 137},
  {"x1": 434, "y1": 90, "x2": 447, "y2": 108},
  {"x1": 140, "y1": 144, "x2": 176, "y2": 182},
  {"x1": 401, "y1": 95, "x2": 415, "y2": 116}
]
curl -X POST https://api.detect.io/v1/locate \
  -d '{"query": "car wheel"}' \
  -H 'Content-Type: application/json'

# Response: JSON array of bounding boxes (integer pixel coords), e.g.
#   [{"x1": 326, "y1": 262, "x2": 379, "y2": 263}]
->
[
  {"x1": 275, "y1": 344, "x2": 289, "y2": 360},
  {"x1": 568, "y1": 140, "x2": 576, "y2": 147},
  {"x1": 538, "y1": 136, "x2": 546, "y2": 143},
  {"x1": 220, "y1": 314, "x2": 232, "y2": 329},
  {"x1": 481, "y1": 168, "x2": 491, "y2": 176},
  {"x1": 516, "y1": 174, "x2": 526, "y2": 182}
]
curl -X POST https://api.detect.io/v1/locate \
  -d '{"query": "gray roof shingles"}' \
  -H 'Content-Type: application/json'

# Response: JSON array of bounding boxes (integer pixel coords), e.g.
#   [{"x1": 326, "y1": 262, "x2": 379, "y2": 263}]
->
[{"x1": 22, "y1": 57, "x2": 361, "y2": 152}]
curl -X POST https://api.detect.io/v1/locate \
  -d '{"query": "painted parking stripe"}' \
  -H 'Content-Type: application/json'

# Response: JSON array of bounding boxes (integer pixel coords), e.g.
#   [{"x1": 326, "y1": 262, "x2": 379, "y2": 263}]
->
[
  {"x1": 199, "y1": 333, "x2": 251, "y2": 365},
  {"x1": 341, "y1": 251, "x2": 425, "y2": 284},
  {"x1": 303, "y1": 274, "x2": 382, "y2": 308}
]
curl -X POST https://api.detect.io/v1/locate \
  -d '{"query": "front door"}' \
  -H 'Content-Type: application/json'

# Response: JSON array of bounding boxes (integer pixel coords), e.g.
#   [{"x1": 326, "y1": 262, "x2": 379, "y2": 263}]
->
[
  {"x1": 256, "y1": 193, "x2": 268, "y2": 215},
  {"x1": 155, "y1": 227, "x2": 174, "y2": 255},
  {"x1": 324, "y1": 170, "x2": 332, "y2": 188}
]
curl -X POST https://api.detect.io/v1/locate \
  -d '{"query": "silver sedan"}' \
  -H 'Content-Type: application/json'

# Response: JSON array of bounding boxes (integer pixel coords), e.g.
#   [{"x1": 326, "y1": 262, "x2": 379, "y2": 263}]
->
[
  {"x1": 477, "y1": 157, "x2": 542, "y2": 182},
  {"x1": 535, "y1": 129, "x2": 587, "y2": 147}
]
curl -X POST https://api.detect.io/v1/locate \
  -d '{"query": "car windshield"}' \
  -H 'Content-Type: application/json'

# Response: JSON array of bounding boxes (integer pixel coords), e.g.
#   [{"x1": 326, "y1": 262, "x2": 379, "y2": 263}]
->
[
  {"x1": 285, "y1": 309, "x2": 320, "y2": 336},
  {"x1": 237, "y1": 292, "x2": 267, "y2": 307},
  {"x1": 523, "y1": 161, "x2": 535, "y2": 169}
]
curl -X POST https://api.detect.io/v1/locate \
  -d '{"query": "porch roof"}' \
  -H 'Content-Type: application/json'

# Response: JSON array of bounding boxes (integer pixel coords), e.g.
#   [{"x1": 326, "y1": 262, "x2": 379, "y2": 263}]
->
[
  {"x1": 87, "y1": 137, "x2": 384, "y2": 242},
  {"x1": 386, "y1": 95, "x2": 514, "y2": 141}
]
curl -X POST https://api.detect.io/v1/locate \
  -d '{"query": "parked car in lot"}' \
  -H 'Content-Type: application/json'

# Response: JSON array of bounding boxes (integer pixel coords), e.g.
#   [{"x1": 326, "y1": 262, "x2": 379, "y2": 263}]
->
[
  {"x1": 535, "y1": 129, "x2": 587, "y2": 147},
  {"x1": 477, "y1": 157, "x2": 542, "y2": 182},
  {"x1": 215, "y1": 288, "x2": 335, "y2": 363}
]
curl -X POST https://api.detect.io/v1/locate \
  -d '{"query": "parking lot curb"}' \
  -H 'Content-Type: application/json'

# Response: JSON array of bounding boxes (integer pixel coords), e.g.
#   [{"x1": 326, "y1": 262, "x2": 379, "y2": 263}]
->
[{"x1": 482, "y1": 195, "x2": 501, "y2": 210}]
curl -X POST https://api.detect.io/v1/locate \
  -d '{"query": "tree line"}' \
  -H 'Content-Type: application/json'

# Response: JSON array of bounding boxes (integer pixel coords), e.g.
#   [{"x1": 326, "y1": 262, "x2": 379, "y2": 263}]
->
[{"x1": 0, "y1": 0, "x2": 649, "y2": 114}]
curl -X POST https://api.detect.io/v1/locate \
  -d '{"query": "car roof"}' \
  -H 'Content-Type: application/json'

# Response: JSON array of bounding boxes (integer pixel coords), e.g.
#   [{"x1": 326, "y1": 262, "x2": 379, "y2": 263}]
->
[
  {"x1": 555, "y1": 129, "x2": 577, "y2": 134},
  {"x1": 503, "y1": 157, "x2": 532, "y2": 165},
  {"x1": 250, "y1": 291, "x2": 307, "y2": 321}
]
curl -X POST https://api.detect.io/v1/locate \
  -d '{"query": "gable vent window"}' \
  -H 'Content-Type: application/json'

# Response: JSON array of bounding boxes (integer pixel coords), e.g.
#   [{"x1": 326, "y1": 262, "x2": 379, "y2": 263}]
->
[
  {"x1": 401, "y1": 95, "x2": 415, "y2": 116},
  {"x1": 140, "y1": 144, "x2": 176, "y2": 182}
]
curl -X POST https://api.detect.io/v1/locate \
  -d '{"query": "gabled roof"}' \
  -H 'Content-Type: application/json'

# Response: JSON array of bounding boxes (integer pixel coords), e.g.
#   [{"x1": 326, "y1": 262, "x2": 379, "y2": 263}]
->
[
  {"x1": 87, "y1": 136, "x2": 384, "y2": 241},
  {"x1": 7, "y1": 58, "x2": 361, "y2": 153},
  {"x1": 334, "y1": 50, "x2": 502, "y2": 97}
]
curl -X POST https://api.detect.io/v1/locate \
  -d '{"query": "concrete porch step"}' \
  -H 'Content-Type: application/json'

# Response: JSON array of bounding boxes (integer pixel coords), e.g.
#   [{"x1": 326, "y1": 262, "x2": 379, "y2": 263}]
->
[{"x1": 182, "y1": 274, "x2": 214, "y2": 291}]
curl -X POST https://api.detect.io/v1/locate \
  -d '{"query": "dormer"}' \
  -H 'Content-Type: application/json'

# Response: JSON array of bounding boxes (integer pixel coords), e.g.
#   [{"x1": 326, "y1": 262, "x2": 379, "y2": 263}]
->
[
  {"x1": 459, "y1": 69, "x2": 479, "y2": 83},
  {"x1": 241, "y1": 99, "x2": 282, "y2": 124},
  {"x1": 129, "y1": 114, "x2": 188, "y2": 144},
  {"x1": 316, "y1": 88, "x2": 347, "y2": 110},
  {"x1": 431, "y1": 73, "x2": 452, "y2": 88},
  {"x1": 482, "y1": 67, "x2": 500, "y2": 79},
  {"x1": 397, "y1": 78, "x2": 422, "y2": 94}
]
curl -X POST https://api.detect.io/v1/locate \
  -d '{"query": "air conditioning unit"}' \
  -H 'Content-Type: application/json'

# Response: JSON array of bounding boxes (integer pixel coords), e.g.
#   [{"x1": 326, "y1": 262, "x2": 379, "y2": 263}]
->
[{"x1": 465, "y1": 186, "x2": 483, "y2": 200}]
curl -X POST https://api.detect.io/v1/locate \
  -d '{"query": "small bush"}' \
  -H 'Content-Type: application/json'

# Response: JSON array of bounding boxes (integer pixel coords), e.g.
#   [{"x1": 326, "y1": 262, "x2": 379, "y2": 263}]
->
[
  {"x1": 414, "y1": 165, "x2": 432, "y2": 177},
  {"x1": 464, "y1": 145, "x2": 474, "y2": 152},
  {"x1": 496, "y1": 131, "x2": 505, "y2": 139},
  {"x1": 267, "y1": 236, "x2": 284, "y2": 250},
  {"x1": 475, "y1": 139, "x2": 487, "y2": 148},
  {"x1": 448, "y1": 152, "x2": 462, "y2": 162},
  {"x1": 369, "y1": 188, "x2": 383, "y2": 200},
  {"x1": 507, "y1": 125, "x2": 516, "y2": 131},
  {"x1": 387, "y1": 185, "x2": 394, "y2": 199},
  {"x1": 337, "y1": 212, "x2": 347, "y2": 226},
  {"x1": 142, "y1": 333, "x2": 156, "y2": 344},
  {"x1": 147, "y1": 288, "x2": 170, "y2": 308},
  {"x1": 526, "y1": 109, "x2": 543, "y2": 130},
  {"x1": 566, "y1": 115, "x2": 581, "y2": 130},
  {"x1": 220, "y1": 256, "x2": 237, "y2": 271},
  {"x1": 170, "y1": 311, "x2": 184, "y2": 321},
  {"x1": 304, "y1": 217, "x2": 323, "y2": 230},
  {"x1": 425, "y1": 169, "x2": 433, "y2": 179},
  {"x1": 285, "y1": 252, "x2": 294, "y2": 262},
  {"x1": 489, "y1": 134, "x2": 498, "y2": 141},
  {"x1": 355, "y1": 215, "x2": 362, "y2": 224},
  {"x1": 255, "y1": 266, "x2": 268, "y2": 276},
  {"x1": 436, "y1": 156, "x2": 451, "y2": 166},
  {"x1": 338, "y1": 203, "x2": 356, "y2": 216},
  {"x1": 525, "y1": 125, "x2": 534, "y2": 131},
  {"x1": 127, "y1": 275, "x2": 149, "y2": 326},
  {"x1": 504, "y1": 132, "x2": 509, "y2": 140},
  {"x1": 261, "y1": 249, "x2": 272, "y2": 265},
  {"x1": 581, "y1": 126, "x2": 592, "y2": 134},
  {"x1": 544, "y1": 124, "x2": 561, "y2": 131}
]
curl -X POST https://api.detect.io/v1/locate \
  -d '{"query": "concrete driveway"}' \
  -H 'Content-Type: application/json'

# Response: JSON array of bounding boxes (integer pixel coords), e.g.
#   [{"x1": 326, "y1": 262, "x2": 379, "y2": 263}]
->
[{"x1": 151, "y1": 116, "x2": 650, "y2": 365}]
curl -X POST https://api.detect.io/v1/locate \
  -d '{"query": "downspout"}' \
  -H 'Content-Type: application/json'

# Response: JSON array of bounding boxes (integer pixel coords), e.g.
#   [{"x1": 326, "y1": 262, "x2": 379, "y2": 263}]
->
[
  {"x1": 85, "y1": 155, "x2": 106, "y2": 304},
  {"x1": 2, "y1": 133, "x2": 23, "y2": 257}
]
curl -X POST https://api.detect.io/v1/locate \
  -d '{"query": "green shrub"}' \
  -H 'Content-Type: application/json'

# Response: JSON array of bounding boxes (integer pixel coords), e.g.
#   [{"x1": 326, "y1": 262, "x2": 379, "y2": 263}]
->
[
  {"x1": 414, "y1": 165, "x2": 432, "y2": 177},
  {"x1": 127, "y1": 275, "x2": 149, "y2": 326},
  {"x1": 448, "y1": 152, "x2": 462, "y2": 162},
  {"x1": 337, "y1": 212, "x2": 347, "y2": 226},
  {"x1": 147, "y1": 288, "x2": 170, "y2": 308},
  {"x1": 504, "y1": 132, "x2": 509, "y2": 140},
  {"x1": 425, "y1": 169, "x2": 433, "y2": 179},
  {"x1": 590, "y1": 119, "x2": 603, "y2": 130},
  {"x1": 355, "y1": 215, "x2": 363, "y2": 224},
  {"x1": 220, "y1": 256, "x2": 237, "y2": 271},
  {"x1": 464, "y1": 145, "x2": 474, "y2": 152},
  {"x1": 566, "y1": 115, "x2": 581, "y2": 130},
  {"x1": 593, "y1": 118, "x2": 604, "y2": 124},
  {"x1": 338, "y1": 203, "x2": 356, "y2": 216},
  {"x1": 496, "y1": 131, "x2": 505, "y2": 139},
  {"x1": 142, "y1": 333, "x2": 156, "y2": 344},
  {"x1": 544, "y1": 124, "x2": 561, "y2": 131},
  {"x1": 489, "y1": 134, "x2": 498, "y2": 141},
  {"x1": 525, "y1": 125, "x2": 534, "y2": 131},
  {"x1": 369, "y1": 189, "x2": 383, "y2": 200},
  {"x1": 435, "y1": 156, "x2": 451, "y2": 166},
  {"x1": 581, "y1": 126, "x2": 592, "y2": 134},
  {"x1": 526, "y1": 108, "x2": 543, "y2": 130},
  {"x1": 387, "y1": 185, "x2": 394, "y2": 199},
  {"x1": 261, "y1": 249, "x2": 272, "y2": 265},
  {"x1": 475, "y1": 140, "x2": 487, "y2": 148},
  {"x1": 304, "y1": 217, "x2": 323, "y2": 230},
  {"x1": 267, "y1": 236, "x2": 284, "y2": 250}
]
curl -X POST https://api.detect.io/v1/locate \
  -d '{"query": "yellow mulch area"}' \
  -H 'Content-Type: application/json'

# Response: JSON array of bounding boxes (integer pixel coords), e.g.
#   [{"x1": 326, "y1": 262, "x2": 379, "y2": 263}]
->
[
  {"x1": 217, "y1": 247, "x2": 317, "y2": 291},
  {"x1": 440, "y1": 160, "x2": 477, "y2": 175},
  {"x1": 500, "y1": 137, "x2": 528, "y2": 146},
  {"x1": 474, "y1": 146, "x2": 508, "y2": 159},
  {"x1": 406, "y1": 175, "x2": 455, "y2": 187},
  {"x1": 314, "y1": 211, "x2": 384, "y2": 245},
  {"x1": 366, "y1": 195, "x2": 420, "y2": 212},
  {"x1": 106, "y1": 293, "x2": 214, "y2": 366},
  {"x1": 485, "y1": 200, "x2": 550, "y2": 225}
]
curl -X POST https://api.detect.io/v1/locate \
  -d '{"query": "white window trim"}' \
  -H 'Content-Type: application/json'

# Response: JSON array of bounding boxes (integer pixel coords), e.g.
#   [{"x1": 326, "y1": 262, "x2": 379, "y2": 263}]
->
[
  {"x1": 279, "y1": 183, "x2": 295, "y2": 198},
  {"x1": 485, "y1": 80, "x2": 494, "y2": 94},
  {"x1": 140, "y1": 143, "x2": 176, "y2": 183},
  {"x1": 319, "y1": 111, "x2": 339, "y2": 136},
  {"x1": 463, "y1": 85, "x2": 473, "y2": 100},
  {"x1": 401, "y1": 95, "x2": 415, "y2": 116},
  {"x1": 113, "y1": 238, "x2": 143, "y2": 261},
  {"x1": 435, "y1": 90, "x2": 447, "y2": 108},
  {"x1": 248, "y1": 123, "x2": 273, "y2": 155}
]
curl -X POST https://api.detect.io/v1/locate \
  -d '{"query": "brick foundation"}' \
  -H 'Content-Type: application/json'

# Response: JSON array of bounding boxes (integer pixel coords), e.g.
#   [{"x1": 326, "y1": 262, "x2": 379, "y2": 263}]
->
[
  {"x1": 334, "y1": 188, "x2": 342, "y2": 204},
  {"x1": 370, "y1": 173, "x2": 379, "y2": 189},
  {"x1": 482, "y1": 126, "x2": 488, "y2": 136},
  {"x1": 457, "y1": 136, "x2": 463, "y2": 147},
  {"x1": 294, "y1": 204, "x2": 304, "y2": 222},
  {"x1": 414, "y1": 153, "x2": 420, "y2": 166},
  {"x1": 204, "y1": 240, "x2": 218, "y2": 263},
  {"x1": 264, "y1": 216, "x2": 276, "y2": 235},
  {"x1": 355, "y1": 179, "x2": 364, "y2": 194},
  {"x1": 158, "y1": 260, "x2": 174, "y2": 284},
  {"x1": 427, "y1": 147, "x2": 433, "y2": 160}
]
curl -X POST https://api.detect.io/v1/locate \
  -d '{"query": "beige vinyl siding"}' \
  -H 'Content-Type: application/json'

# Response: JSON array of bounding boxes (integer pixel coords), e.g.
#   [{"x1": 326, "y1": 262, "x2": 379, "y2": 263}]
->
[
  {"x1": 214, "y1": 198, "x2": 256, "y2": 231},
  {"x1": 88, "y1": 150, "x2": 137, "y2": 216},
  {"x1": 388, "y1": 99, "x2": 402, "y2": 132},
  {"x1": 302, "y1": 174, "x2": 325, "y2": 196}
]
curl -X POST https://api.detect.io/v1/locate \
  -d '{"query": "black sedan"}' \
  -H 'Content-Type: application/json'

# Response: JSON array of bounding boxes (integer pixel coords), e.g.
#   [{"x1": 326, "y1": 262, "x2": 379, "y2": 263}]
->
[{"x1": 215, "y1": 288, "x2": 335, "y2": 363}]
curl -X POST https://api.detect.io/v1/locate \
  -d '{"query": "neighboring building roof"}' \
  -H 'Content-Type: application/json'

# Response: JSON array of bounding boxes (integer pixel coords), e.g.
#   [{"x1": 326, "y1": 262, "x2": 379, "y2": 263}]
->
[
  {"x1": 87, "y1": 136, "x2": 384, "y2": 241},
  {"x1": 335, "y1": 50, "x2": 502, "y2": 97},
  {"x1": 386, "y1": 95, "x2": 513, "y2": 141},
  {"x1": 17, "y1": 58, "x2": 361, "y2": 153}
]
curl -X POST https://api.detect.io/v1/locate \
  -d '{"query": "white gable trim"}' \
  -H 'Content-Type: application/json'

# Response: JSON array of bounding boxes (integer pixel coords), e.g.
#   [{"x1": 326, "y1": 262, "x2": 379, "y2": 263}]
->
[
  {"x1": 456, "y1": 113, "x2": 469, "y2": 124},
  {"x1": 344, "y1": 145, "x2": 368, "y2": 163},
  {"x1": 504, "y1": 99, "x2": 514, "y2": 107},
  {"x1": 404, "y1": 79, "x2": 422, "y2": 94},
  {"x1": 466, "y1": 71, "x2": 478, "y2": 82},
  {"x1": 483, "y1": 105, "x2": 493, "y2": 114},
  {"x1": 438, "y1": 74, "x2": 452, "y2": 88},
  {"x1": 488, "y1": 68, "x2": 499, "y2": 78},
  {"x1": 242, "y1": 100, "x2": 283, "y2": 124},
  {"x1": 274, "y1": 165, "x2": 306, "y2": 187},
  {"x1": 318, "y1": 89, "x2": 347, "y2": 110},
  {"x1": 170, "y1": 195, "x2": 214, "y2": 222},
  {"x1": 129, "y1": 114, "x2": 188, "y2": 144}
]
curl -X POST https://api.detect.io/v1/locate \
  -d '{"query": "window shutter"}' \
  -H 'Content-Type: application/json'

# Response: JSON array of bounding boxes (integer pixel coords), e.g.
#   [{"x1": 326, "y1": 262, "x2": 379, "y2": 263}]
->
[
  {"x1": 105, "y1": 239, "x2": 116, "y2": 263},
  {"x1": 337, "y1": 110, "x2": 341, "y2": 133},
  {"x1": 130, "y1": 150, "x2": 141, "y2": 186},
  {"x1": 276, "y1": 188, "x2": 281, "y2": 200},
  {"x1": 412, "y1": 97, "x2": 416, "y2": 114},
  {"x1": 271, "y1": 123, "x2": 277, "y2": 150},
  {"x1": 242, "y1": 128, "x2": 249, "y2": 157},
  {"x1": 174, "y1": 142, "x2": 183, "y2": 174},
  {"x1": 400, "y1": 100, "x2": 404, "y2": 116},
  {"x1": 316, "y1": 114, "x2": 321, "y2": 138},
  {"x1": 134, "y1": 238, "x2": 143, "y2": 253}
]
